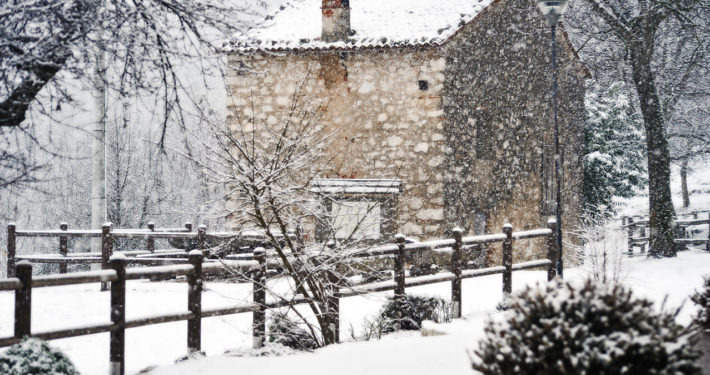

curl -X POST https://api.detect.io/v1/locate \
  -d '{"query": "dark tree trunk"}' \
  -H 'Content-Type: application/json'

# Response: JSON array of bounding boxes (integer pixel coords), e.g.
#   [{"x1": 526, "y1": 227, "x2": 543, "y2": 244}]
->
[
  {"x1": 681, "y1": 158, "x2": 690, "y2": 208},
  {"x1": 629, "y1": 45, "x2": 676, "y2": 258},
  {"x1": 0, "y1": 62, "x2": 64, "y2": 127}
]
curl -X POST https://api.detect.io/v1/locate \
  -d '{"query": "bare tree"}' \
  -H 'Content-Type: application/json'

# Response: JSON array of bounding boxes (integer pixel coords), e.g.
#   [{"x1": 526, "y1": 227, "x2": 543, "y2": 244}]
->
[
  {"x1": 668, "y1": 94, "x2": 710, "y2": 208},
  {"x1": 0, "y1": 0, "x2": 272, "y2": 197},
  {"x1": 572, "y1": 208, "x2": 626, "y2": 286},
  {"x1": 177, "y1": 75, "x2": 403, "y2": 346},
  {"x1": 567, "y1": 0, "x2": 710, "y2": 257},
  {"x1": 0, "y1": 0, "x2": 266, "y2": 128}
]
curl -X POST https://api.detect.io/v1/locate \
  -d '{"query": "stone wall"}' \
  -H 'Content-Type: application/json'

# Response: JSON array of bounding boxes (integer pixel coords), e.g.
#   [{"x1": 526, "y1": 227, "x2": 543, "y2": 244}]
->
[
  {"x1": 225, "y1": 0, "x2": 587, "y2": 263},
  {"x1": 226, "y1": 49, "x2": 450, "y2": 240},
  {"x1": 441, "y1": 0, "x2": 587, "y2": 265}
]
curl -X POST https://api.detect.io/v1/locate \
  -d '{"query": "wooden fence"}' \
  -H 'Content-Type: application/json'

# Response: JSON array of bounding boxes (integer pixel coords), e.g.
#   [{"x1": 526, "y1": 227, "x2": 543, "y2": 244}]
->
[
  {"x1": 622, "y1": 211, "x2": 710, "y2": 256},
  {"x1": 6, "y1": 222, "x2": 197, "y2": 277},
  {"x1": 0, "y1": 221, "x2": 558, "y2": 375}
]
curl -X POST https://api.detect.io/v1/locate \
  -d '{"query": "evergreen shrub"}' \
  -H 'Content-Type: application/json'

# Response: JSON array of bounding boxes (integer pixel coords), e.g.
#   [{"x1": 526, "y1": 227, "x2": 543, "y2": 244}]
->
[
  {"x1": 378, "y1": 295, "x2": 451, "y2": 333},
  {"x1": 692, "y1": 276, "x2": 710, "y2": 330},
  {"x1": 267, "y1": 313, "x2": 319, "y2": 351},
  {"x1": 473, "y1": 280, "x2": 701, "y2": 375},
  {"x1": 0, "y1": 337, "x2": 78, "y2": 375}
]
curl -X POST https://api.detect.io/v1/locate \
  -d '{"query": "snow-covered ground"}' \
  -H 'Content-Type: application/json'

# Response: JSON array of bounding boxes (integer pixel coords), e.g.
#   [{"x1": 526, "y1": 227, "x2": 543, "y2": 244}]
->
[
  {"x1": 1, "y1": 163, "x2": 709, "y2": 375},
  {"x1": 619, "y1": 161, "x2": 710, "y2": 217},
  {"x1": 141, "y1": 247, "x2": 710, "y2": 375}
]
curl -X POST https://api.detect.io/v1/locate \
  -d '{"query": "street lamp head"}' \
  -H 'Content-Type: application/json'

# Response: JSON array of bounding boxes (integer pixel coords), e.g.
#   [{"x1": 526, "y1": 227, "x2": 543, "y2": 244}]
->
[{"x1": 536, "y1": 0, "x2": 569, "y2": 26}]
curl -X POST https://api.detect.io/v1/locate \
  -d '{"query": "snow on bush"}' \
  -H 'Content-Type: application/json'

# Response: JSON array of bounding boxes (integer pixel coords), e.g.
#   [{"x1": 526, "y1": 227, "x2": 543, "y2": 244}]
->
[
  {"x1": 692, "y1": 276, "x2": 710, "y2": 331},
  {"x1": 0, "y1": 337, "x2": 78, "y2": 375},
  {"x1": 225, "y1": 342, "x2": 298, "y2": 357},
  {"x1": 267, "y1": 313, "x2": 320, "y2": 351},
  {"x1": 378, "y1": 295, "x2": 452, "y2": 334},
  {"x1": 473, "y1": 279, "x2": 701, "y2": 375}
]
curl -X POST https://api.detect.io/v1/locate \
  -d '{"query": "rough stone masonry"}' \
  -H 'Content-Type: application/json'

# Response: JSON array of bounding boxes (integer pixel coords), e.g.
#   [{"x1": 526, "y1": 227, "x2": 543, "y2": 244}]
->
[{"x1": 225, "y1": 0, "x2": 588, "y2": 265}]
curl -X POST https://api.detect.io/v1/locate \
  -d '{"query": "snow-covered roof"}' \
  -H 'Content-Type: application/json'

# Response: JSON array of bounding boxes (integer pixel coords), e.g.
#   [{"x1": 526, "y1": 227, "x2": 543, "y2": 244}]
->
[
  {"x1": 311, "y1": 179, "x2": 403, "y2": 194},
  {"x1": 229, "y1": 0, "x2": 497, "y2": 53}
]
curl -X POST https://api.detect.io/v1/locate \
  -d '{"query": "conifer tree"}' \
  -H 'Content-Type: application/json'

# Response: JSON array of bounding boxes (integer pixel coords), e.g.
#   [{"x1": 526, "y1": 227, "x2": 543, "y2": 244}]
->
[{"x1": 583, "y1": 83, "x2": 646, "y2": 215}]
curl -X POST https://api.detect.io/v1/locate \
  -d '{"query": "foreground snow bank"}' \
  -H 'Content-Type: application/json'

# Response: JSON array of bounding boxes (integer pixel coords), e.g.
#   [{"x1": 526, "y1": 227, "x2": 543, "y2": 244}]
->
[{"x1": 145, "y1": 248, "x2": 710, "y2": 375}]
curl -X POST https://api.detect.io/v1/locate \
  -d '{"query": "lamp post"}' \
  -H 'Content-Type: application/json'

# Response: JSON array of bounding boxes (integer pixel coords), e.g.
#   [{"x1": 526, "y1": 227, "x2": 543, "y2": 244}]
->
[{"x1": 536, "y1": 0, "x2": 568, "y2": 278}]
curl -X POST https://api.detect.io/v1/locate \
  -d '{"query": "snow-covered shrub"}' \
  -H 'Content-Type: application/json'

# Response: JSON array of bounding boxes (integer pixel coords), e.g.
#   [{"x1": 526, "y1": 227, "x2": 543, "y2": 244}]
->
[
  {"x1": 379, "y1": 295, "x2": 452, "y2": 334},
  {"x1": 267, "y1": 313, "x2": 319, "y2": 351},
  {"x1": 0, "y1": 337, "x2": 78, "y2": 375},
  {"x1": 573, "y1": 209, "x2": 625, "y2": 286},
  {"x1": 495, "y1": 294, "x2": 512, "y2": 312},
  {"x1": 473, "y1": 279, "x2": 701, "y2": 375},
  {"x1": 692, "y1": 276, "x2": 710, "y2": 330},
  {"x1": 224, "y1": 342, "x2": 297, "y2": 357}
]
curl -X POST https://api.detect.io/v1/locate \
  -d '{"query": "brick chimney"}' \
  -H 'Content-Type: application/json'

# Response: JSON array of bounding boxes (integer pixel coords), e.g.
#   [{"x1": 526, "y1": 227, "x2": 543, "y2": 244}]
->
[{"x1": 322, "y1": 0, "x2": 351, "y2": 42}]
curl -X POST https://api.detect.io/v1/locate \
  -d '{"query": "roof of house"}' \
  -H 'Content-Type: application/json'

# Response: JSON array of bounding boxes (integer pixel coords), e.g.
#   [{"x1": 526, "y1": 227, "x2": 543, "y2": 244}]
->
[{"x1": 227, "y1": 0, "x2": 497, "y2": 53}]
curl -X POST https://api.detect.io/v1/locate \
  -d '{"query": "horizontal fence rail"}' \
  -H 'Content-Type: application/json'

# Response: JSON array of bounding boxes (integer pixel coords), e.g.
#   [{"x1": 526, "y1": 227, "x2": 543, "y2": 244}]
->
[
  {"x1": 0, "y1": 222, "x2": 559, "y2": 375},
  {"x1": 622, "y1": 212, "x2": 710, "y2": 256},
  {"x1": 5, "y1": 222, "x2": 301, "y2": 279}
]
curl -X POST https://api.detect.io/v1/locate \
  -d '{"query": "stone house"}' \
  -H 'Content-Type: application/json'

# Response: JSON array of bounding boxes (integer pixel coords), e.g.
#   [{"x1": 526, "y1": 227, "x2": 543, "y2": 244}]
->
[{"x1": 225, "y1": 0, "x2": 589, "y2": 264}]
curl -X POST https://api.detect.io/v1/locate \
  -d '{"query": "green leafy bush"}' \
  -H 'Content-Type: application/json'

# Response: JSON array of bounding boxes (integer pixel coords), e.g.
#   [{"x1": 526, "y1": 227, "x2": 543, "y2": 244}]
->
[
  {"x1": 691, "y1": 276, "x2": 710, "y2": 330},
  {"x1": 378, "y1": 295, "x2": 451, "y2": 334},
  {"x1": 474, "y1": 280, "x2": 701, "y2": 375},
  {"x1": 0, "y1": 337, "x2": 78, "y2": 375}
]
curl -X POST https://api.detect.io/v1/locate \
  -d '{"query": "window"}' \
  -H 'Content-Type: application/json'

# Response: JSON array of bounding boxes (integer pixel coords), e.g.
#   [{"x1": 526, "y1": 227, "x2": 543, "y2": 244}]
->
[
  {"x1": 418, "y1": 80, "x2": 429, "y2": 91},
  {"x1": 474, "y1": 109, "x2": 493, "y2": 159},
  {"x1": 311, "y1": 179, "x2": 402, "y2": 242},
  {"x1": 473, "y1": 211, "x2": 487, "y2": 235},
  {"x1": 541, "y1": 144, "x2": 565, "y2": 216},
  {"x1": 331, "y1": 201, "x2": 381, "y2": 240}
]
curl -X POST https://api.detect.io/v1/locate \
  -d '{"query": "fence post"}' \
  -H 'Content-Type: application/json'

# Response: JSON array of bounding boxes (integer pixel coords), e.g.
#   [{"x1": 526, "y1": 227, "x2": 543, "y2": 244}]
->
[
  {"x1": 185, "y1": 222, "x2": 193, "y2": 232},
  {"x1": 451, "y1": 228, "x2": 463, "y2": 319},
  {"x1": 392, "y1": 234, "x2": 408, "y2": 330},
  {"x1": 547, "y1": 219, "x2": 558, "y2": 281},
  {"x1": 627, "y1": 217, "x2": 634, "y2": 257},
  {"x1": 14, "y1": 261, "x2": 32, "y2": 339},
  {"x1": 639, "y1": 224, "x2": 646, "y2": 254},
  {"x1": 109, "y1": 255, "x2": 126, "y2": 375},
  {"x1": 197, "y1": 225, "x2": 206, "y2": 252},
  {"x1": 59, "y1": 223, "x2": 68, "y2": 274},
  {"x1": 707, "y1": 213, "x2": 710, "y2": 253},
  {"x1": 328, "y1": 281, "x2": 340, "y2": 344},
  {"x1": 147, "y1": 222, "x2": 155, "y2": 253},
  {"x1": 187, "y1": 250, "x2": 203, "y2": 353},
  {"x1": 101, "y1": 223, "x2": 113, "y2": 292},
  {"x1": 394, "y1": 234, "x2": 407, "y2": 303},
  {"x1": 7, "y1": 222, "x2": 16, "y2": 278},
  {"x1": 252, "y1": 248, "x2": 266, "y2": 349},
  {"x1": 502, "y1": 224, "x2": 513, "y2": 296}
]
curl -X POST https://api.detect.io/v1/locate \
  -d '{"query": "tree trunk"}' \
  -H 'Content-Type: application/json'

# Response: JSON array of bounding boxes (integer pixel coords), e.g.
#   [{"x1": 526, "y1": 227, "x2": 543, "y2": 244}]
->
[
  {"x1": 681, "y1": 158, "x2": 690, "y2": 208},
  {"x1": 630, "y1": 46, "x2": 676, "y2": 258},
  {"x1": 91, "y1": 37, "x2": 107, "y2": 262}
]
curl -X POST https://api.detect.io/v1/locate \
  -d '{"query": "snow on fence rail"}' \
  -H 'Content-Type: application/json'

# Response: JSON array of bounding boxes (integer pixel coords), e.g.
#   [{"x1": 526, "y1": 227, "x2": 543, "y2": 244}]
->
[
  {"x1": 6, "y1": 221, "x2": 300, "y2": 279},
  {"x1": 622, "y1": 211, "x2": 710, "y2": 256},
  {"x1": 6, "y1": 221, "x2": 195, "y2": 277},
  {"x1": 0, "y1": 222, "x2": 559, "y2": 375}
]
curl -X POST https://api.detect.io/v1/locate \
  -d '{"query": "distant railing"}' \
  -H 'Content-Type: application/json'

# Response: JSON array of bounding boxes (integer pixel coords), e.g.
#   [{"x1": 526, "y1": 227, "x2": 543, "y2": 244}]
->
[
  {"x1": 6, "y1": 222, "x2": 195, "y2": 278},
  {"x1": 6, "y1": 222, "x2": 296, "y2": 283},
  {"x1": 0, "y1": 221, "x2": 559, "y2": 375},
  {"x1": 622, "y1": 211, "x2": 710, "y2": 256}
]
